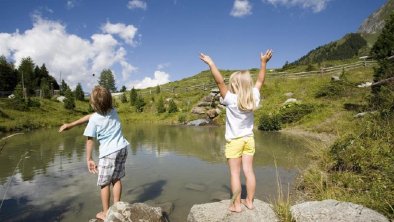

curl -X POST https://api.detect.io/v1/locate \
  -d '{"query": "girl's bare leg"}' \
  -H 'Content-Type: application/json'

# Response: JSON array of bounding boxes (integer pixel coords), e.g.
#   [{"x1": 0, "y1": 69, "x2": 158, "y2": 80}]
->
[
  {"x1": 228, "y1": 157, "x2": 242, "y2": 212},
  {"x1": 241, "y1": 155, "x2": 255, "y2": 209},
  {"x1": 96, "y1": 184, "x2": 110, "y2": 220}
]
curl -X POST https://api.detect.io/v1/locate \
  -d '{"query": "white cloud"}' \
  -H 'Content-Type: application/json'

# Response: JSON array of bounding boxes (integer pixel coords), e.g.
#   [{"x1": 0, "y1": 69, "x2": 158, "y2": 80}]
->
[
  {"x1": 231, "y1": 0, "x2": 252, "y2": 17},
  {"x1": 66, "y1": 0, "x2": 75, "y2": 9},
  {"x1": 0, "y1": 16, "x2": 137, "y2": 92},
  {"x1": 101, "y1": 22, "x2": 138, "y2": 46},
  {"x1": 127, "y1": 0, "x2": 147, "y2": 10},
  {"x1": 263, "y1": 0, "x2": 330, "y2": 13},
  {"x1": 130, "y1": 71, "x2": 170, "y2": 89},
  {"x1": 157, "y1": 62, "x2": 170, "y2": 70}
]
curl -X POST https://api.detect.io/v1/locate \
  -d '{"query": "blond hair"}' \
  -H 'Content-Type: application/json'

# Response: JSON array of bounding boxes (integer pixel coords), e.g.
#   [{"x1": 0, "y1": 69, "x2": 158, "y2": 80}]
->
[
  {"x1": 90, "y1": 86, "x2": 113, "y2": 115},
  {"x1": 228, "y1": 70, "x2": 255, "y2": 112}
]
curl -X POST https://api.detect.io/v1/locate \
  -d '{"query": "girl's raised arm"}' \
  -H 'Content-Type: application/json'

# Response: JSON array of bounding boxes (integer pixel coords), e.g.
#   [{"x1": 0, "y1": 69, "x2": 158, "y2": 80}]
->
[
  {"x1": 255, "y1": 49, "x2": 273, "y2": 91},
  {"x1": 199, "y1": 53, "x2": 228, "y2": 98}
]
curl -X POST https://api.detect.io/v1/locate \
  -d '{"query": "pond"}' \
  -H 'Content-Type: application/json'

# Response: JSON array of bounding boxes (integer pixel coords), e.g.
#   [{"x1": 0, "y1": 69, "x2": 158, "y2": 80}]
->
[{"x1": 0, "y1": 124, "x2": 309, "y2": 221}]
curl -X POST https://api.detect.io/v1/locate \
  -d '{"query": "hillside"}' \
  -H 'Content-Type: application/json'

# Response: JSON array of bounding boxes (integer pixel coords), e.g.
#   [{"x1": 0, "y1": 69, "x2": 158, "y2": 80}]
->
[
  {"x1": 284, "y1": 0, "x2": 394, "y2": 68},
  {"x1": 358, "y1": 0, "x2": 394, "y2": 46}
]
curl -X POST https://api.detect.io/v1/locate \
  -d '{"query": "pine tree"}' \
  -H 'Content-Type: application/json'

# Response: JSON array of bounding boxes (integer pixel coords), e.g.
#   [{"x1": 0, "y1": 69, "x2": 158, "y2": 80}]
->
[
  {"x1": 156, "y1": 96, "x2": 166, "y2": 113},
  {"x1": 98, "y1": 69, "x2": 116, "y2": 92},
  {"x1": 60, "y1": 80, "x2": 69, "y2": 96},
  {"x1": 120, "y1": 85, "x2": 127, "y2": 92},
  {"x1": 130, "y1": 87, "x2": 137, "y2": 106},
  {"x1": 64, "y1": 87, "x2": 75, "y2": 110},
  {"x1": 370, "y1": 12, "x2": 394, "y2": 110},
  {"x1": 168, "y1": 99, "x2": 178, "y2": 113},
  {"x1": 40, "y1": 78, "x2": 51, "y2": 99},
  {"x1": 135, "y1": 95, "x2": 146, "y2": 112},
  {"x1": 74, "y1": 83, "x2": 85, "y2": 101},
  {"x1": 155, "y1": 85, "x2": 161, "y2": 94},
  {"x1": 120, "y1": 92, "x2": 128, "y2": 103}
]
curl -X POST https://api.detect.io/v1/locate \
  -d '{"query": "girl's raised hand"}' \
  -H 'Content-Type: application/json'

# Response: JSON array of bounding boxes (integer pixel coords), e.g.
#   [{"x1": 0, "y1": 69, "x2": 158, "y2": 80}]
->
[
  {"x1": 260, "y1": 49, "x2": 273, "y2": 64},
  {"x1": 200, "y1": 53, "x2": 214, "y2": 66}
]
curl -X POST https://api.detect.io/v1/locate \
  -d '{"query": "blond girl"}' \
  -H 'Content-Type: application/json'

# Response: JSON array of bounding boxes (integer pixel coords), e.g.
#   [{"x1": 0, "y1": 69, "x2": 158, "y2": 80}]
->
[{"x1": 200, "y1": 50, "x2": 273, "y2": 212}]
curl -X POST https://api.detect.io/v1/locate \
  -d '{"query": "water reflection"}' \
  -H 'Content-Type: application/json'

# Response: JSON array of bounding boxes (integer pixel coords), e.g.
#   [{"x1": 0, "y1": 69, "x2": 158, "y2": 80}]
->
[{"x1": 0, "y1": 124, "x2": 309, "y2": 221}]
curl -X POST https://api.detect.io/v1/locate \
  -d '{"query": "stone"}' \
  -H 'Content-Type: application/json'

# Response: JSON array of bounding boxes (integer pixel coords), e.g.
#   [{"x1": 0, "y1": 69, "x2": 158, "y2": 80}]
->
[
  {"x1": 290, "y1": 199, "x2": 389, "y2": 222},
  {"x1": 207, "y1": 109, "x2": 219, "y2": 119},
  {"x1": 211, "y1": 88, "x2": 220, "y2": 94},
  {"x1": 185, "y1": 183, "x2": 206, "y2": 191},
  {"x1": 156, "y1": 201, "x2": 175, "y2": 216},
  {"x1": 191, "y1": 107, "x2": 206, "y2": 115},
  {"x1": 354, "y1": 112, "x2": 368, "y2": 118},
  {"x1": 197, "y1": 101, "x2": 212, "y2": 107},
  {"x1": 284, "y1": 92, "x2": 294, "y2": 98},
  {"x1": 104, "y1": 201, "x2": 166, "y2": 222},
  {"x1": 331, "y1": 75, "x2": 340, "y2": 81},
  {"x1": 211, "y1": 191, "x2": 229, "y2": 201},
  {"x1": 357, "y1": 82, "x2": 373, "y2": 88},
  {"x1": 203, "y1": 95, "x2": 214, "y2": 102},
  {"x1": 8, "y1": 94, "x2": 15, "y2": 99},
  {"x1": 217, "y1": 104, "x2": 226, "y2": 110},
  {"x1": 284, "y1": 98, "x2": 297, "y2": 104},
  {"x1": 187, "y1": 119, "x2": 210, "y2": 126},
  {"x1": 187, "y1": 199, "x2": 279, "y2": 222},
  {"x1": 56, "y1": 96, "x2": 66, "y2": 103}
]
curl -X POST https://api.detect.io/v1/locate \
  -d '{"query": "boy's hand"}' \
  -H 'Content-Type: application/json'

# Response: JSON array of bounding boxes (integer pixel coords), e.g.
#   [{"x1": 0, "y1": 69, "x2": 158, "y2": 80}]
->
[
  {"x1": 58, "y1": 123, "x2": 70, "y2": 132},
  {"x1": 200, "y1": 53, "x2": 214, "y2": 66},
  {"x1": 87, "y1": 159, "x2": 98, "y2": 174},
  {"x1": 260, "y1": 49, "x2": 273, "y2": 64}
]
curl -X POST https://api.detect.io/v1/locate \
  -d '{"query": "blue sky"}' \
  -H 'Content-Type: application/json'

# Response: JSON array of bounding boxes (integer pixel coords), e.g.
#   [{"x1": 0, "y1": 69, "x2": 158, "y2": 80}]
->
[{"x1": 0, "y1": 0, "x2": 387, "y2": 91}]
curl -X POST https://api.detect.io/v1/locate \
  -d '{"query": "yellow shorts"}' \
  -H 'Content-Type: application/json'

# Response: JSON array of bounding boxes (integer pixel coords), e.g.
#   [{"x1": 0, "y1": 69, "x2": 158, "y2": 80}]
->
[{"x1": 225, "y1": 136, "x2": 255, "y2": 159}]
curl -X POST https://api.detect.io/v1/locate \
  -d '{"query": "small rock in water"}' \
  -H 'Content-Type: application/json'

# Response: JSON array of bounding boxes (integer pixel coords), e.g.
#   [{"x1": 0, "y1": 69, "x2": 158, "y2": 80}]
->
[
  {"x1": 185, "y1": 183, "x2": 207, "y2": 192},
  {"x1": 187, "y1": 119, "x2": 210, "y2": 126},
  {"x1": 211, "y1": 191, "x2": 229, "y2": 201}
]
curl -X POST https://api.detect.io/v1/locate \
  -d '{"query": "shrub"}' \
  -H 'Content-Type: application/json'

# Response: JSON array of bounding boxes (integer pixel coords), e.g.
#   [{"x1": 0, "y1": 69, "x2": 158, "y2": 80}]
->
[
  {"x1": 258, "y1": 113, "x2": 282, "y2": 131},
  {"x1": 315, "y1": 80, "x2": 349, "y2": 98},
  {"x1": 278, "y1": 103, "x2": 315, "y2": 124},
  {"x1": 178, "y1": 113, "x2": 187, "y2": 124},
  {"x1": 156, "y1": 97, "x2": 166, "y2": 113}
]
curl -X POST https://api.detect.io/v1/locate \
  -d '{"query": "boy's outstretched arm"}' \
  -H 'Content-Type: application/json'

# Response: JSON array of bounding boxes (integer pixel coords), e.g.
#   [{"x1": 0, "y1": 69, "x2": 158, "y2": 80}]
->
[
  {"x1": 58, "y1": 114, "x2": 92, "y2": 132},
  {"x1": 255, "y1": 49, "x2": 273, "y2": 91},
  {"x1": 200, "y1": 53, "x2": 228, "y2": 98}
]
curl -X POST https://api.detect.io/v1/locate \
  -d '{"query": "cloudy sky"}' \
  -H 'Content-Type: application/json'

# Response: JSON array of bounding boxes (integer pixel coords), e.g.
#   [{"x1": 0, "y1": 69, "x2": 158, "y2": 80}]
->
[{"x1": 0, "y1": 0, "x2": 386, "y2": 91}]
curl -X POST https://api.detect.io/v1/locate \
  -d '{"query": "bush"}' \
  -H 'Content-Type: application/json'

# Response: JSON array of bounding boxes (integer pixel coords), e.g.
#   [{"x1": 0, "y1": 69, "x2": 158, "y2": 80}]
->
[
  {"x1": 258, "y1": 113, "x2": 282, "y2": 131},
  {"x1": 178, "y1": 113, "x2": 187, "y2": 124},
  {"x1": 278, "y1": 103, "x2": 315, "y2": 124},
  {"x1": 315, "y1": 80, "x2": 349, "y2": 98},
  {"x1": 64, "y1": 88, "x2": 75, "y2": 110}
]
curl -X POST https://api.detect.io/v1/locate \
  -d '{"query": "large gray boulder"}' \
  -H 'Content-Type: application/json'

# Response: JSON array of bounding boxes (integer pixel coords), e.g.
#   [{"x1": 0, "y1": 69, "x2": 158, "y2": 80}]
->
[
  {"x1": 290, "y1": 199, "x2": 389, "y2": 222},
  {"x1": 187, "y1": 199, "x2": 279, "y2": 222},
  {"x1": 104, "y1": 201, "x2": 166, "y2": 222}
]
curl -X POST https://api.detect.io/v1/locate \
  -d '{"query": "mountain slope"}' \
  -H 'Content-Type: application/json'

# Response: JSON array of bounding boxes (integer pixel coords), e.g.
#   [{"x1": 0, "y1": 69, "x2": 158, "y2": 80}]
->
[{"x1": 284, "y1": 0, "x2": 394, "y2": 68}]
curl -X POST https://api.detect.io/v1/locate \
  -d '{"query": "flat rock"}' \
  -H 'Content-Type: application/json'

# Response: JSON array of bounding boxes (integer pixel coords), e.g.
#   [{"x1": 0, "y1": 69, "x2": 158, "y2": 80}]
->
[
  {"x1": 185, "y1": 183, "x2": 206, "y2": 192},
  {"x1": 187, "y1": 199, "x2": 279, "y2": 222},
  {"x1": 105, "y1": 201, "x2": 166, "y2": 222},
  {"x1": 290, "y1": 199, "x2": 389, "y2": 222},
  {"x1": 187, "y1": 119, "x2": 210, "y2": 126}
]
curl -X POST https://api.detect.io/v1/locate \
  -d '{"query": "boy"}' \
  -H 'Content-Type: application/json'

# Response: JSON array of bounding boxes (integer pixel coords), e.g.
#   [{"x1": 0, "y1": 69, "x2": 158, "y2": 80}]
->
[{"x1": 59, "y1": 86, "x2": 129, "y2": 220}]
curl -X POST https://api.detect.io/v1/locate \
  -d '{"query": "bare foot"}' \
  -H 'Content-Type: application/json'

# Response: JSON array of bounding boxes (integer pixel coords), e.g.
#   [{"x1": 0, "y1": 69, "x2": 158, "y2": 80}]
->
[
  {"x1": 228, "y1": 204, "x2": 242, "y2": 213},
  {"x1": 241, "y1": 199, "x2": 255, "y2": 210},
  {"x1": 96, "y1": 211, "x2": 106, "y2": 220}
]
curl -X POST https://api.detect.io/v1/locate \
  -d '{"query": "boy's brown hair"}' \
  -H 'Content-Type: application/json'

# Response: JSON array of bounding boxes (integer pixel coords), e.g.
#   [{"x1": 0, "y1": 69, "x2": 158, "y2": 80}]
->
[{"x1": 90, "y1": 86, "x2": 113, "y2": 115}]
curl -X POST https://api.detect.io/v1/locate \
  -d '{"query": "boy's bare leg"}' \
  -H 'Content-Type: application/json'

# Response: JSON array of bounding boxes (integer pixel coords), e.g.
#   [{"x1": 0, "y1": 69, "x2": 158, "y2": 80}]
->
[
  {"x1": 241, "y1": 155, "x2": 255, "y2": 209},
  {"x1": 112, "y1": 179, "x2": 122, "y2": 203},
  {"x1": 228, "y1": 157, "x2": 242, "y2": 212},
  {"x1": 97, "y1": 184, "x2": 110, "y2": 220}
]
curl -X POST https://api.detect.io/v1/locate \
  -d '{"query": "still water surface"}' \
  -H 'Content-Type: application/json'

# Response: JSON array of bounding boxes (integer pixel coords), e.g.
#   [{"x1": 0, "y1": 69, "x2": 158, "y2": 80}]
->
[{"x1": 0, "y1": 124, "x2": 309, "y2": 221}]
